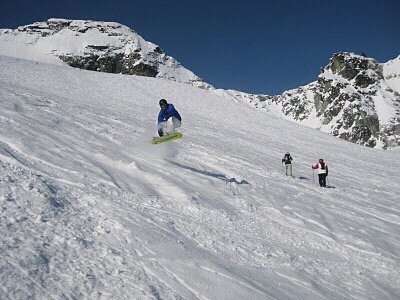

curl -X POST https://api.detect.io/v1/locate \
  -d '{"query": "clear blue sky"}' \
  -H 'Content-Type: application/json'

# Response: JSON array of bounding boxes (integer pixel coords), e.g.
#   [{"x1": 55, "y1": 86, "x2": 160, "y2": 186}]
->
[{"x1": 1, "y1": 0, "x2": 399, "y2": 95}]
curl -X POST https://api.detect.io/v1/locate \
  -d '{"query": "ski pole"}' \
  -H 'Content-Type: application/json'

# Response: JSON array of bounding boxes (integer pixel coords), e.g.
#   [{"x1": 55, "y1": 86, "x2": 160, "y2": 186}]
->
[
  {"x1": 291, "y1": 161, "x2": 293, "y2": 177},
  {"x1": 312, "y1": 169, "x2": 315, "y2": 184}
]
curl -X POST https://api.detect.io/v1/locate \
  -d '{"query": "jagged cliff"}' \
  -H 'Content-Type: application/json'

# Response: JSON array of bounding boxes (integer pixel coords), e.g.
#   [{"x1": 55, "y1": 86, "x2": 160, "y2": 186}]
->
[{"x1": 224, "y1": 53, "x2": 400, "y2": 149}]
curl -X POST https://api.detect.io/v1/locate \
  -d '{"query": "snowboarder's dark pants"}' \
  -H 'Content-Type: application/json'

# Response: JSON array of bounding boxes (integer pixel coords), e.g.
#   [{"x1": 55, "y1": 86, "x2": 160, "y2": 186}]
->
[{"x1": 318, "y1": 174, "x2": 327, "y2": 187}]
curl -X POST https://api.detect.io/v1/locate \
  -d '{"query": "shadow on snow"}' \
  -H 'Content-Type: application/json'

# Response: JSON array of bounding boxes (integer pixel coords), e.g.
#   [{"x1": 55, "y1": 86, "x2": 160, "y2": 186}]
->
[{"x1": 168, "y1": 161, "x2": 250, "y2": 185}]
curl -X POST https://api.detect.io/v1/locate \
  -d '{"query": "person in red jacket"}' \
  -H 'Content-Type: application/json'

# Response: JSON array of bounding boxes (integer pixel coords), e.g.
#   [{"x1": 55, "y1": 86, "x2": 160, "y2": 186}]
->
[{"x1": 312, "y1": 159, "x2": 328, "y2": 187}]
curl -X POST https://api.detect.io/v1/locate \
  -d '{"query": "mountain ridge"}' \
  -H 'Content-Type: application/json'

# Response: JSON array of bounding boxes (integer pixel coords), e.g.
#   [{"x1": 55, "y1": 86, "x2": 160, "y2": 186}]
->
[
  {"x1": 225, "y1": 52, "x2": 400, "y2": 149},
  {"x1": 0, "y1": 18, "x2": 212, "y2": 89},
  {"x1": 1, "y1": 19, "x2": 399, "y2": 148}
]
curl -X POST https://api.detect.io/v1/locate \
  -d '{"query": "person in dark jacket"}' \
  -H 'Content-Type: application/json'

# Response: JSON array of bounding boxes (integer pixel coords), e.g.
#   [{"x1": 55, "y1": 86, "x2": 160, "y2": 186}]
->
[
  {"x1": 157, "y1": 99, "x2": 181, "y2": 137},
  {"x1": 312, "y1": 158, "x2": 329, "y2": 187},
  {"x1": 282, "y1": 152, "x2": 293, "y2": 176}
]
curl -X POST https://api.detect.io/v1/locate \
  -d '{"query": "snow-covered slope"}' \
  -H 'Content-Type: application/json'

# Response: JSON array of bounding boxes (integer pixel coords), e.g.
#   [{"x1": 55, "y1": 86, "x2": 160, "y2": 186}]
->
[
  {"x1": 0, "y1": 18, "x2": 211, "y2": 89},
  {"x1": 1, "y1": 56, "x2": 399, "y2": 299},
  {"x1": 232, "y1": 53, "x2": 400, "y2": 149}
]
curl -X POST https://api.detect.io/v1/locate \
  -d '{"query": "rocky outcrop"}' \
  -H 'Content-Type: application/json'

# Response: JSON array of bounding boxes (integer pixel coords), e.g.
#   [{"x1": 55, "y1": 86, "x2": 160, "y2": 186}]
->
[
  {"x1": 0, "y1": 19, "x2": 212, "y2": 89},
  {"x1": 313, "y1": 53, "x2": 385, "y2": 147},
  {"x1": 231, "y1": 52, "x2": 400, "y2": 149}
]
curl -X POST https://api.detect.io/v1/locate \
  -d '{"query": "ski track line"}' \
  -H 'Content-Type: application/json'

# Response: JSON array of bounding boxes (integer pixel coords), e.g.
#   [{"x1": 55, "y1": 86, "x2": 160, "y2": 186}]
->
[
  {"x1": 0, "y1": 139, "x2": 86, "y2": 187},
  {"x1": 142, "y1": 264, "x2": 205, "y2": 300},
  {"x1": 342, "y1": 243, "x2": 399, "y2": 261},
  {"x1": 291, "y1": 211, "x2": 338, "y2": 242},
  {"x1": 298, "y1": 268, "x2": 356, "y2": 300},
  {"x1": 125, "y1": 207, "x2": 183, "y2": 244},
  {"x1": 199, "y1": 265, "x2": 270, "y2": 298},
  {"x1": 355, "y1": 208, "x2": 400, "y2": 227},
  {"x1": 273, "y1": 271, "x2": 326, "y2": 299},
  {"x1": 292, "y1": 211, "x2": 330, "y2": 232},
  {"x1": 350, "y1": 190, "x2": 399, "y2": 211},
  {"x1": 133, "y1": 236, "x2": 156, "y2": 256}
]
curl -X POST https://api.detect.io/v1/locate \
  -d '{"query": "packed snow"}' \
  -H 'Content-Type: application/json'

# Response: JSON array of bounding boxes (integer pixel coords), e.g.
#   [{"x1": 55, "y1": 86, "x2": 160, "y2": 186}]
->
[{"x1": 0, "y1": 56, "x2": 399, "y2": 299}]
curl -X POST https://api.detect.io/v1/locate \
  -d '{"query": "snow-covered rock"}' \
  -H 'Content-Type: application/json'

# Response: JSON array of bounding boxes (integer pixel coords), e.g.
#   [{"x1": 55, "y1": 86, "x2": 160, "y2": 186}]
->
[
  {"x1": 233, "y1": 52, "x2": 400, "y2": 149},
  {"x1": 0, "y1": 18, "x2": 212, "y2": 89}
]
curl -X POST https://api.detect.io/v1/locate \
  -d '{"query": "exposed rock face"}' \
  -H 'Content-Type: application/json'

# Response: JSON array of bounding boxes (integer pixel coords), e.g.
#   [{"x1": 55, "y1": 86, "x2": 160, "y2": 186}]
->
[
  {"x1": 0, "y1": 19, "x2": 212, "y2": 89},
  {"x1": 225, "y1": 52, "x2": 400, "y2": 149},
  {"x1": 314, "y1": 53, "x2": 384, "y2": 147}
]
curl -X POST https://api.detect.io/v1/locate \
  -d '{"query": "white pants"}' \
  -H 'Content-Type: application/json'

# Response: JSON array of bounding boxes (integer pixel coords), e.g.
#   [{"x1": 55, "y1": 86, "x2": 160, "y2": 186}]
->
[
  {"x1": 285, "y1": 164, "x2": 292, "y2": 176},
  {"x1": 157, "y1": 117, "x2": 181, "y2": 136}
]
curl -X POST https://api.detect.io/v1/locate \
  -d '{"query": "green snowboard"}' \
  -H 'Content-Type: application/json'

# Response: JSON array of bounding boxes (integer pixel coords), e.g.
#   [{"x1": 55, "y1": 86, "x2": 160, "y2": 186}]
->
[{"x1": 150, "y1": 132, "x2": 183, "y2": 144}]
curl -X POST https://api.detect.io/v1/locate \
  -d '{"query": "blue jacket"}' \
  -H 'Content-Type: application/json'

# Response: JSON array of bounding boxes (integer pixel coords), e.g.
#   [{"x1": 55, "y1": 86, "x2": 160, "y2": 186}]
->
[{"x1": 158, "y1": 104, "x2": 181, "y2": 124}]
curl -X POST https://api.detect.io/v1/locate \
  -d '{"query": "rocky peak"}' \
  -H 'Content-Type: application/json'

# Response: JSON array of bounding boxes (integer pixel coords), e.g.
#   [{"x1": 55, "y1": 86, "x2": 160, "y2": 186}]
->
[
  {"x1": 0, "y1": 19, "x2": 212, "y2": 89},
  {"x1": 309, "y1": 52, "x2": 399, "y2": 148},
  {"x1": 231, "y1": 52, "x2": 400, "y2": 149},
  {"x1": 322, "y1": 52, "x2": 383, "y2": 88}
]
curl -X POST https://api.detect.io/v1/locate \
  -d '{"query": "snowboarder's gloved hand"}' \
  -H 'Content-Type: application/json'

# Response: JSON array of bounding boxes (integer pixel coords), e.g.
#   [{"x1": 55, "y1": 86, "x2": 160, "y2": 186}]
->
[{"x1": 158, "y1": 129, "x2": 164, "y2": 137}]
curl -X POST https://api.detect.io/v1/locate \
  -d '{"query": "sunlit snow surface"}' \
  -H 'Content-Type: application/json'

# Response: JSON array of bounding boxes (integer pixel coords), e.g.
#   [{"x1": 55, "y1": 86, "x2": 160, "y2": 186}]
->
[{"x1": 1, "y1": 56, "x2": 399, "y2": 299}]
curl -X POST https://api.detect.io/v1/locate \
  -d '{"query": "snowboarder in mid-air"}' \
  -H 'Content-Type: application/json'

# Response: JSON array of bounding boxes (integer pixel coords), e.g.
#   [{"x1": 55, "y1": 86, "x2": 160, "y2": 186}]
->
[
  {"x1": 282, "y1": 152, "x2": 293, "y2": 176},
  {"x1": 312, "y1": 158, "x2": 329, "y2": 187},
  {"x1": 157, "y1": 99, "x2": 181, "y2": 137}
]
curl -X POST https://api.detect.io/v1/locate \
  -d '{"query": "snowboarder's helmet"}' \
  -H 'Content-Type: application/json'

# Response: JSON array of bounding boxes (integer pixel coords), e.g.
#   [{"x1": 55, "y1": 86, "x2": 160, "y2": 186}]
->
[
  {"x1": 159, "y1": 99, "x2": 168, "y2": 107},
  {"x1": 319, "y1": 158, "x2": 324, "y2": 162}
]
